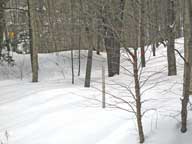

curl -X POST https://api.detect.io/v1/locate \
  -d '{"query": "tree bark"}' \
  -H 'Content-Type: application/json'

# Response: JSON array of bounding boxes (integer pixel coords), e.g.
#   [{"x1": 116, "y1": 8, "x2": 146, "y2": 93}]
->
[
  {"x1": 71, "y1": 0, "x2": 75, "y2": 84},
  {"x1": 27, "y1": 0, "x2": 38, "y2": 82},
  {"x1": 96, "y1": 30, "x2": 101, "y2": 55},
  {"x1": 0, "y1": 1, "x2": 5, "y2": 58},
  {"x1": 133, "y1": 49, "x2": 145, "y2": 143},
  {"x1": 104, "y1": 30, "x2": 116, "y2": 77},
  {"x1": 140, "y1": 0, "x2": 146, "y2": 67},
  {"x1": 175, "y1": 0, "x2": 182, "y2": 38},
  {"x1": 181, "y1": 62, "x2": 190, "y2": 132},
  {"x1": 0, "y1": 0, "x2": 6, "y2": 59},
  {"x1": 102, "y1": 63, "x2": 106, "y2": 108},
  {"x1": 103, "y1": 1, "x2": 125, "y2": 77},
  {"x1": 181, "y1": 0, "x2": 192, "y2": 133},
  {"x1": 84, "y1": 27, "x2": 93, "y2": 87},
  {"x1": 152, "y1": 44, "x2": 156, "y2": 56},
  {"x1": 84, "y1": 49, "x2": 93, "y2": 87},
  {"x1": 78, "y1": 32, "x2": 81, "y2": 76},
  {"x1": 167, "y1": 0, "x2": 177, "y2": 76}
]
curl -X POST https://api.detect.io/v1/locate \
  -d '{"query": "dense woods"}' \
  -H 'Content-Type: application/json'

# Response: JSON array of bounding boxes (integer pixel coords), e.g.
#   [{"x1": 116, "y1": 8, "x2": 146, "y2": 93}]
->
[{"x1": 1, "y1": 0, "x2": 192, "y2": 143}]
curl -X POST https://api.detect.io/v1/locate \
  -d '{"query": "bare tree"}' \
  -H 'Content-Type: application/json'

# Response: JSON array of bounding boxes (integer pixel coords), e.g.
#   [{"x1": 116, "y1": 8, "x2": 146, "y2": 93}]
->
[
  {"x1": 181, "y1": 0, "x2": 192, "y2": 133},
  {"x1": 133, "y1": 48, "x2": 145, "y2": 143}
]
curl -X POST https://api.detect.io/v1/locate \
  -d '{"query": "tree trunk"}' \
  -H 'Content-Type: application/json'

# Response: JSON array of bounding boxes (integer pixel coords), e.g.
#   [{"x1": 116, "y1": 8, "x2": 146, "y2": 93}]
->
[
  {"x1": 133, "y1": 49, "x2": 145, "y2": 143},
  {"x1": 105, "y1": 31, "x2": 116, "y2": 77},
  {"x1": 102, "y1": 63, "x2": 106, "y2": 108},
  {"x1": 0, "y1": 2, "x2": 5, "y2": 58},
  {"x1": 27, "y1": 0, "x2": 38, "y2": 82},
  {"x1": 181, "y1": 38, "x2": 192, "y2": 132},
  {"x1": 71, "y1": 0, "x2": 75, "y2": 84},
  {"x1": 188, "y1": 0, "x2": 192, "y2": 94},
  {"x1": 78, "y1": 33, "x2": 81, "y2": 76},
  {"x1": 103, "y1": 1, "x2": 125, "y2": 77},
  {"x1": 113, "y1": 39, "x2": 120, "y2": 74},
  {"x1": 77, "y1": 0, "x2": 81, "y2": 77},
  {"x1": 84, "y1": 26, "x2": 93, "y2": 87},
  {"x1": 181, "y1": 0, "x2": 192, "y2": 133},
  {"x1": 97, "y1": 33, "x2": 101, "y2": 55},
  {"x1": 167, "y1": 0, "x2": 177, "y2": 76},
  {"x1": 71, "y1": 50, "x2": 74, "y2": 84},
  {"x1": 152, "y1": 44, "x2": 156, "y2": 56},
  {"x1": 175, "y1": 0, "x2": 182, "y2": 38},
  {"x1": 140, "y1": 0, "x2": 146, "y2": 67},
  {"x1": 84, "y1": 49, "x2": 93, "y2": 87},
  {"x1": 105, "y1": 36, "x2": 120, "y2": 77},
  {"x1": 181, "y1": 62, "x2": 190, "y2": 132}
]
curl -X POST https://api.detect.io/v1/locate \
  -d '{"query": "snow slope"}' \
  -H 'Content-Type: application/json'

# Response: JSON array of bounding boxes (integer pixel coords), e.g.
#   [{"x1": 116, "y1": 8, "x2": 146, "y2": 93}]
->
[{"x1": 0, "y1": 38, "x2": 192, "y2": 144}]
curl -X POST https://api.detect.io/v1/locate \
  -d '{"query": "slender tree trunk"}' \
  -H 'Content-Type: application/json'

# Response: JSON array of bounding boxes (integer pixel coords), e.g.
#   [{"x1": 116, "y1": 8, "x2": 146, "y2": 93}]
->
[
  {"x1": 181, "y1": 0, "x2": 192, "y2": 133},
  {"x1": 113, "y1": 0, "x2": 126, "y2": 75},
  {"x1": 140, "y1": 0, "x2": 146, "y2": 67},
  {"x1": 181, "y1": 38, "x2": 192, "y2": 132},
  {"x1": 0, "y1": 5, "x2": 4, "y2": 58},
  {"x1": 152, "y1": 44, "x2": 156, "y2": 56},
  {"x1": 84, "y1": 49, "x2": 93, "y2": 87},
  {"x1": 175, "y1": 0, "x2": 182, "y2": 38},
  {"x1": 84, "y1": 27, "x2": 93, "y2": 87},
  {"x1": 113, "y1": 39, "x2": 120, "y2": 74},
  {"x1": 133, "y1": 49, "x2": 145, "y2": 143},
  {"x1": 27, "y1": 0, "x2": 38, "y2": 82},
  {"x1": 167, "y1": 0, "x2": 177, "y2": 76},
  {"x1": 97, "y1": 17, "x2": 101, "y2": 55},
  {"x1": 188, "y1": 0, "x2": 192, "y2": 94},
  {"x1": 103, "y1": 1, "x2": 124, "y2": 77},
  {"x1": 154, "y1": 0, "x2": 159, "y2": 54},
  {"x1": 105, "y1": 32, "x2": 115, "y2": 77},
  {"x1": 71, "y1": 0, "x2": 75, "y2": 84},
  {"x1": 96, "y1": 2, "x2": 103, "y2": 56},
  {"x1": 181, "y1": 62, "x2": 190, "y2": 132},
  {"x1": 97, "y1": 34, "x2": 101, "y2": 55},
  {"x1": 149, "y1": 0, "x2": 156, "y2": 57},
  {"x1": 102, "y1": 63, "x2": 105, "y2": 108},
  {"x1": 78, "y1": 3, "x2": 81, "y2": 77},
  {"x1": 78, "y1": 33, "x2": 81, "y2": 76},
  {"x1": 71, "y1": 50, "x2": 74, "y2": 84}
]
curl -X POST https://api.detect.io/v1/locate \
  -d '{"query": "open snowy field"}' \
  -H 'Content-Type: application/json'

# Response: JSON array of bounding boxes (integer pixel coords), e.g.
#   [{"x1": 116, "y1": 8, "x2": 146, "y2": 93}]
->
[{"x1": 0, "y1": 38, "x2": 192, "y2": 144}]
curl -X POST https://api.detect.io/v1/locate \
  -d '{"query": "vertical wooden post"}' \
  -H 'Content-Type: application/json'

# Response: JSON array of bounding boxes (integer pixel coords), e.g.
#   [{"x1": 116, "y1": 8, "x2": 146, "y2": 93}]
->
[{"x1": 102, "y1": 62, "x2": 106, "y2": 108}]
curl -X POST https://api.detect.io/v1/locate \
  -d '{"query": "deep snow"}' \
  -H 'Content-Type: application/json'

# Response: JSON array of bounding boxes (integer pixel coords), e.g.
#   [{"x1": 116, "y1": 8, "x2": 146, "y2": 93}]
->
[{"x1": 0, "y1": 38, "x2": 192, "y2": 144}]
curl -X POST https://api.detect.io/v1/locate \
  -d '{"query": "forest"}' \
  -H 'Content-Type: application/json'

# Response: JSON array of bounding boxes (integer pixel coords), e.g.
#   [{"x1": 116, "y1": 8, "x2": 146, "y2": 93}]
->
[{"x1": 0, "y1": 0, "x2": 191, "y2": 144}]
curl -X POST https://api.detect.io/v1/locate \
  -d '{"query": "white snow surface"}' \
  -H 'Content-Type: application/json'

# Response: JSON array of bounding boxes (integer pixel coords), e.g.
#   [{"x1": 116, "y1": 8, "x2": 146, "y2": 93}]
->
[{"x1": 0, "y1": 38, "x2": 192, "y2": 144}]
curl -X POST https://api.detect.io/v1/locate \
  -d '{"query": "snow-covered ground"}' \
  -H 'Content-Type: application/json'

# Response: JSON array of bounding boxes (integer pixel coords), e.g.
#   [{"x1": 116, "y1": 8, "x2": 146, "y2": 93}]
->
[{"x1": 0, "y1": 38, "x2": 192, "y2": 144}]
